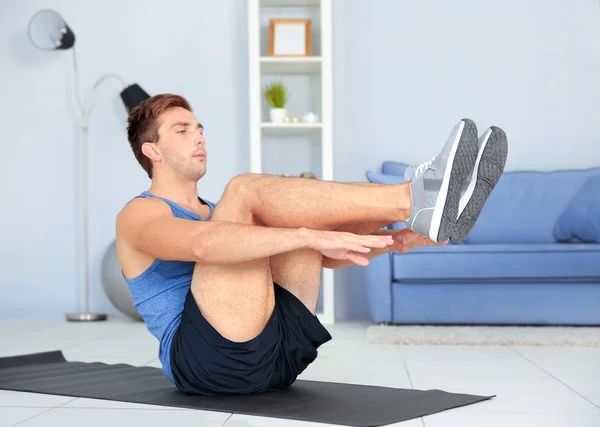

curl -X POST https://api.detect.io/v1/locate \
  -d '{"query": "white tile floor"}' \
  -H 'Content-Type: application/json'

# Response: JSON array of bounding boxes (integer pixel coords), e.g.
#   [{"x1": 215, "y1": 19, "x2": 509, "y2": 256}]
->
[{"x1": 0, "y1": 317, "x2": 599, "y2": 427}]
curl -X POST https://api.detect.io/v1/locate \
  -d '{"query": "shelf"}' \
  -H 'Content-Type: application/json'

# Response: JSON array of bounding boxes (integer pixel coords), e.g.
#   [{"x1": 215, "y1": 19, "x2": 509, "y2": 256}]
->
[
  {"x1": 261, "y1": 122, "x2": 322, "y2": 135},
  {"x1": 250, "y1": 0, "x2": 334, "y2": 323},
  {"x1": 260, "y1": 0, "x2": 320, "y2": 6},
  {"x1": 260, "y1": 56, "x2": 321, "y2": 74}
]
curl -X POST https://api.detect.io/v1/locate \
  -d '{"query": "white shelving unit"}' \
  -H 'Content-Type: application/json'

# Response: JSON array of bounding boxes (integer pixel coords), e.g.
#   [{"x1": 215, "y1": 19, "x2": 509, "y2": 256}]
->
[
  {"x1": 247, "y1": 0, "x2": 335, "y2": 324},
  {"x1": 260, "y1": 56, "x2": 322, "y2": 74}
]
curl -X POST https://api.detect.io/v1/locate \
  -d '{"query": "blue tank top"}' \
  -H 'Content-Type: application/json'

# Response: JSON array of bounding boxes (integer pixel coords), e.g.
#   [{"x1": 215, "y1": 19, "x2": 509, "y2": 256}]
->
[{"x1": 123, "y1": 191, "x2": 215, "y2": 383}]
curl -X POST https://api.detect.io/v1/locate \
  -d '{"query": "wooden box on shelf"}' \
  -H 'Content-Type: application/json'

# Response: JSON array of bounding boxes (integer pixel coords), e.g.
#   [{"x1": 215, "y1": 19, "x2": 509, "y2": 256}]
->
[{"x1": 268, "y1": 19, "x2": 312, "y2": 57}]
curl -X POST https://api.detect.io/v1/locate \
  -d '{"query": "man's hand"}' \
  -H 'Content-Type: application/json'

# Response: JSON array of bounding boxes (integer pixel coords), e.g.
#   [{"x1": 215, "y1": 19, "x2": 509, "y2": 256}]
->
[
  {"x1": 306, "y1": 229, "x2": 394, "y2": 267},
  {"x1": 319, "y1": 227, "x2": 447, "y2": 270},
  {"x1": 382, "y1": 228, "x2": 447, "y2": 253}
]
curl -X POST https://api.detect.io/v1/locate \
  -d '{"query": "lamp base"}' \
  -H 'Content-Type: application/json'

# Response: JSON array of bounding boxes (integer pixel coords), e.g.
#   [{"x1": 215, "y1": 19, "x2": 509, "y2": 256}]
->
[{"x1": 65, "y1": 312, "x2": 108, "y2": 322}]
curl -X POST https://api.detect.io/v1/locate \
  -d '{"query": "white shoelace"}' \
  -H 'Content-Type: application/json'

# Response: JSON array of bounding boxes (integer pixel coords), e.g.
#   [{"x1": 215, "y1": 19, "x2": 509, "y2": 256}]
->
[{"x1": 405, "y1": 155, "x2": 438, "y2": 181}]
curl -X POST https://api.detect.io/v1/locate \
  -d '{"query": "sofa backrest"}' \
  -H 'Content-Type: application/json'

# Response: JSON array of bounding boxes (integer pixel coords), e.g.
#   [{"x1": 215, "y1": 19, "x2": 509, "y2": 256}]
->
[
  {"x1": 369, "y1": 161, "x2": 600, "y2": 243},
  {"x1": 464, "y1": 167, "x2": 600, "y2": 244}
]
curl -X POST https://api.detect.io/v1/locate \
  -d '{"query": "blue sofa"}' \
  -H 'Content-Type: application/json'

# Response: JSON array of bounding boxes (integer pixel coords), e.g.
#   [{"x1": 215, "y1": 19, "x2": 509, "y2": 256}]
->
[{"x1": 364, "y1": 161, "x2": 600, "y2": 325}]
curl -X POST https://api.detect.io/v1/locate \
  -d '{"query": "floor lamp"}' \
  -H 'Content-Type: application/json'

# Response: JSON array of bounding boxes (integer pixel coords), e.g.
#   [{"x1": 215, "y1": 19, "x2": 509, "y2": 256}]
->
[{"x1": 27, "y1": 9, "x2": 151, "y2": 322}]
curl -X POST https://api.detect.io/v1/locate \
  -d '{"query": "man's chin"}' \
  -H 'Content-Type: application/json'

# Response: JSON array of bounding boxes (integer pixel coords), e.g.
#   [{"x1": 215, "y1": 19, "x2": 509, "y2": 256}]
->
[{"x1": 190, "y1": 169, "x2": 207, "y2": 181}]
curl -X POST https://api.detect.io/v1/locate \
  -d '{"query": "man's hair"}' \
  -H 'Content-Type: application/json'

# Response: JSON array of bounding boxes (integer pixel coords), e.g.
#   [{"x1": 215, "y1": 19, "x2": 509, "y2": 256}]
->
[{"x1": 126, "y1": 94, "x2": 192, "y2": 178}]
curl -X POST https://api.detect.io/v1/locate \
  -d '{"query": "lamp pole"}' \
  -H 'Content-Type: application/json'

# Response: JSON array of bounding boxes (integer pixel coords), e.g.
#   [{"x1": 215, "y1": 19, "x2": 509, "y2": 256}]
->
[{"x1": 66, "y1": 48, "x2": 128, "y2": 322}]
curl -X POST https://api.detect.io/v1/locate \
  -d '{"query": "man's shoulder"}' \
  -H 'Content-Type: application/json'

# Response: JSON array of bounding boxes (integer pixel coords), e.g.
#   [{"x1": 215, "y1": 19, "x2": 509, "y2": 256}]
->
[
  {"x1": 118, "y1": 196, "x2": 168, "y2": 219},
  {"x1": 116, "y1": 196, "x2": 173, "y2": 241}
]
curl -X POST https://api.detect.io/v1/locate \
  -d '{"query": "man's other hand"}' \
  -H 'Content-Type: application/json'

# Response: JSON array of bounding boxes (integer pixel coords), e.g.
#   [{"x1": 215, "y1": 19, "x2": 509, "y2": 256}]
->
[{"x1": 384, "y1": 228, "x2": 447, "y2": 254}]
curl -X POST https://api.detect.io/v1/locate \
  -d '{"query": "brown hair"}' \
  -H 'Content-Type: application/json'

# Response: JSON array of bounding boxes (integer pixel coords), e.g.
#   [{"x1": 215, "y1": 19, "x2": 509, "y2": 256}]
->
[{"x1": 126, "y1": 94, "x2": 192, "y2": 178}]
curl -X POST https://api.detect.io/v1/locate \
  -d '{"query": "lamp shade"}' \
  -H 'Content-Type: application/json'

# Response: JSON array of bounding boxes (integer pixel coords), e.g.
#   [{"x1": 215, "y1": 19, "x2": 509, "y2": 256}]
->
[
  {"x1": 120, "y1": 84, "x2": 151, "y2": 112},
  {"x1": 28, "y1": 9, "x2": 75, "y2": 50}
]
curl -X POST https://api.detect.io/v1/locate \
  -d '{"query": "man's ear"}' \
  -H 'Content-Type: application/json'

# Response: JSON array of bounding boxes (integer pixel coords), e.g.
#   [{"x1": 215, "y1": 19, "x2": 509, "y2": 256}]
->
[{"x1": 141, "y1": 142, "x2": 161, "y2": 162}]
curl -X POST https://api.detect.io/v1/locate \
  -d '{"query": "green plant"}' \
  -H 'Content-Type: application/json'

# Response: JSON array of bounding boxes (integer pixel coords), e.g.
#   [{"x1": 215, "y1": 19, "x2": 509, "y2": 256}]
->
[{"x1": 264, "y1": 81, "x2": 289, "y2": 108}]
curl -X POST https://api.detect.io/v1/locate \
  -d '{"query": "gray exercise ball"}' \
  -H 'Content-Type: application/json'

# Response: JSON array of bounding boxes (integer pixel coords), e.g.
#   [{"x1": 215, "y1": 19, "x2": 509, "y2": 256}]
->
[{"x1": 101, "y1": 239, "x2": 143, "y2": 322}]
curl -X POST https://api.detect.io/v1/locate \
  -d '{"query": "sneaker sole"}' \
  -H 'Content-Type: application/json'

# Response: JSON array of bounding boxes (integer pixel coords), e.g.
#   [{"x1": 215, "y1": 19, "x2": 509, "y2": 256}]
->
[
  {"x1": 457, "y1": 127, "x2": 494, "y2": 217},
  {"x1": 450, "y1": 126, "x2": 508, "y2": 242},
  {"x1": 430, "y1": 118, "x2": 479, "y2": 242}
]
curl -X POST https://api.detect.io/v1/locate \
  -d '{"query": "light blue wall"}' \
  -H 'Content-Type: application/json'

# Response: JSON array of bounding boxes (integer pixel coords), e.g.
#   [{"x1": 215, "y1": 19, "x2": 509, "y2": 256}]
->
[{"x1": 1, "y1": 0, "x2": 599, "y2": 320}]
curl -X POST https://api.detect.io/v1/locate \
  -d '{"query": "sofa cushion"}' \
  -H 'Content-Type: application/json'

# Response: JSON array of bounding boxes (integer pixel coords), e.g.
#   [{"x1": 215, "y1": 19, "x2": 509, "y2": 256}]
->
[
  {"x1": 554, "y1": 174, "x2": 600, "y2": 243},
  {"x1": 392, "y1": 243, "x2": 600, "y2": 281},
  {"x1": 463, "y1": 168, "x2": 600, "y2": 244}
]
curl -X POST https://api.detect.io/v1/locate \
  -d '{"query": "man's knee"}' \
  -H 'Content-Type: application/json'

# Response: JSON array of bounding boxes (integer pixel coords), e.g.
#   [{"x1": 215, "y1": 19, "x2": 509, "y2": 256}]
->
[
  {"x1": 221, "y1": 173, "x2": 263, "y2": 206},
  {"x1": 212, "y1": 173, "x2": 261, "y2": 223},
  {"x1": 227, "y1": 173, "x2": 264, "y2": 194}
]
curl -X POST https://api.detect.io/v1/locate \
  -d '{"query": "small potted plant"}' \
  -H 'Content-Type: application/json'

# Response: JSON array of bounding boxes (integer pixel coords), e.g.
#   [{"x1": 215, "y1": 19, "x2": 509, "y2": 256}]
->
[{"x1": 264, "y1": 81, "x2": 290, "y2": 123}]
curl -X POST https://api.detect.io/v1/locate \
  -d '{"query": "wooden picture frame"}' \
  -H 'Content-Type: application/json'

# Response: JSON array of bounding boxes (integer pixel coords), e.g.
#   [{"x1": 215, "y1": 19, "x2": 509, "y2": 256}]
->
[{"x1": 268, "y1": 19, "x2": 312, "y2": 57}]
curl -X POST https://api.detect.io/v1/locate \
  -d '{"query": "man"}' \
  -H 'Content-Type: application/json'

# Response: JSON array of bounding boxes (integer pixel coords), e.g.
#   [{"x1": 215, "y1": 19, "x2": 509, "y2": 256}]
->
[{"x1": 116, "y1": 94, "x2": 507, "y2": 396}]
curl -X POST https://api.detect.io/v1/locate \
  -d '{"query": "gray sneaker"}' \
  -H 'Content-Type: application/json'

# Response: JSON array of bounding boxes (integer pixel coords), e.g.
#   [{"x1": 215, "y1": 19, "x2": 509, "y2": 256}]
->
[
  {"x1": 450, "y1": 126, "x2": 508, "y2": 242},
  {"x1": 404, "y1": 118, "x2": 479, "y2": 242}
]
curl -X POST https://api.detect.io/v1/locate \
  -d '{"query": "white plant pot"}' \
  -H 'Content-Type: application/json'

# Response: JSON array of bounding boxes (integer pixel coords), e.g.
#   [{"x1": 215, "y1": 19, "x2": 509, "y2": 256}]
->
[{"x1": 269, "y1": 108, "x2": 287, "y2": 123}]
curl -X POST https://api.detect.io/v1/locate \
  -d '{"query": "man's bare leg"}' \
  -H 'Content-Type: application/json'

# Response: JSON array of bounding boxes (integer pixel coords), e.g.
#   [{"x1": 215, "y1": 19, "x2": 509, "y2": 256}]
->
[
  {"x1": 201, "y1": 176, "x2": 405, "y2": 319},
  {"x1": 190, "y1": 174, "x2": 409, "y2": 342},
  {"x1": 270, "y1": 249, "x2": 323, "y2": 314},
  {"x1": 190, "y1": 175, "x2": 396, "y2": 342},
  {"x1": 190, "y1": 196, "x2": 276, "y2": 343},
  {"x1": 229, "y1": 173, "x2": 411, "y2": 230}
]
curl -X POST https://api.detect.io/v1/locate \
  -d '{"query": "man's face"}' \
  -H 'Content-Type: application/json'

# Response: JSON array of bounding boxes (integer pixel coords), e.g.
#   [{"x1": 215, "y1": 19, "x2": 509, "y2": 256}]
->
[{"x1": 152, "y1": 107, "x2": 207, "y2": 180}]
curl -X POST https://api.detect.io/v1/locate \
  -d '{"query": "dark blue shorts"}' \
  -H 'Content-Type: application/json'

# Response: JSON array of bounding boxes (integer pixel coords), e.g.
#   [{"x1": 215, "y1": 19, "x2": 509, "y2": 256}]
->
[{"x1": 169, "y1": 283, "x2": 332, "y2": 395}]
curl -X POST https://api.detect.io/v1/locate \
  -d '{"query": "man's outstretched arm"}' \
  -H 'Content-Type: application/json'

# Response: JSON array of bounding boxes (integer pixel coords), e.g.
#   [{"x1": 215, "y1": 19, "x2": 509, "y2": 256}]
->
[{"x1": 117, "y1": 198, "x2": 393, "y2": 267}]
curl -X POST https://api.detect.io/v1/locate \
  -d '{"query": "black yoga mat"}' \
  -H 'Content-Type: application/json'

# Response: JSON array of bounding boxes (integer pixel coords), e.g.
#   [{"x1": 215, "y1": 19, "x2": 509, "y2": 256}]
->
[{"x1": 0, "y1": 351, "x2": 494, "y2": 426}]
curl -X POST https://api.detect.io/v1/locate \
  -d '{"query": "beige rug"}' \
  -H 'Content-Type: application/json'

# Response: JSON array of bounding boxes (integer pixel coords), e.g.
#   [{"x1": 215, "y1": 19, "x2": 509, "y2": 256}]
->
[{"x1": 365, "y1": 324, "x2": 600, "y2": 347}]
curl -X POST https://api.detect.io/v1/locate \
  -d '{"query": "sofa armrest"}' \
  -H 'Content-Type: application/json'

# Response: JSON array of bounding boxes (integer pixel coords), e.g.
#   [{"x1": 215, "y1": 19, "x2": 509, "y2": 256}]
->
[
  {"x1": 381, "y1": 161, "x2": 409, "y2": 177},
  {"x1": 364, "y1": 251, "x2": 394, "y2": 323}
]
